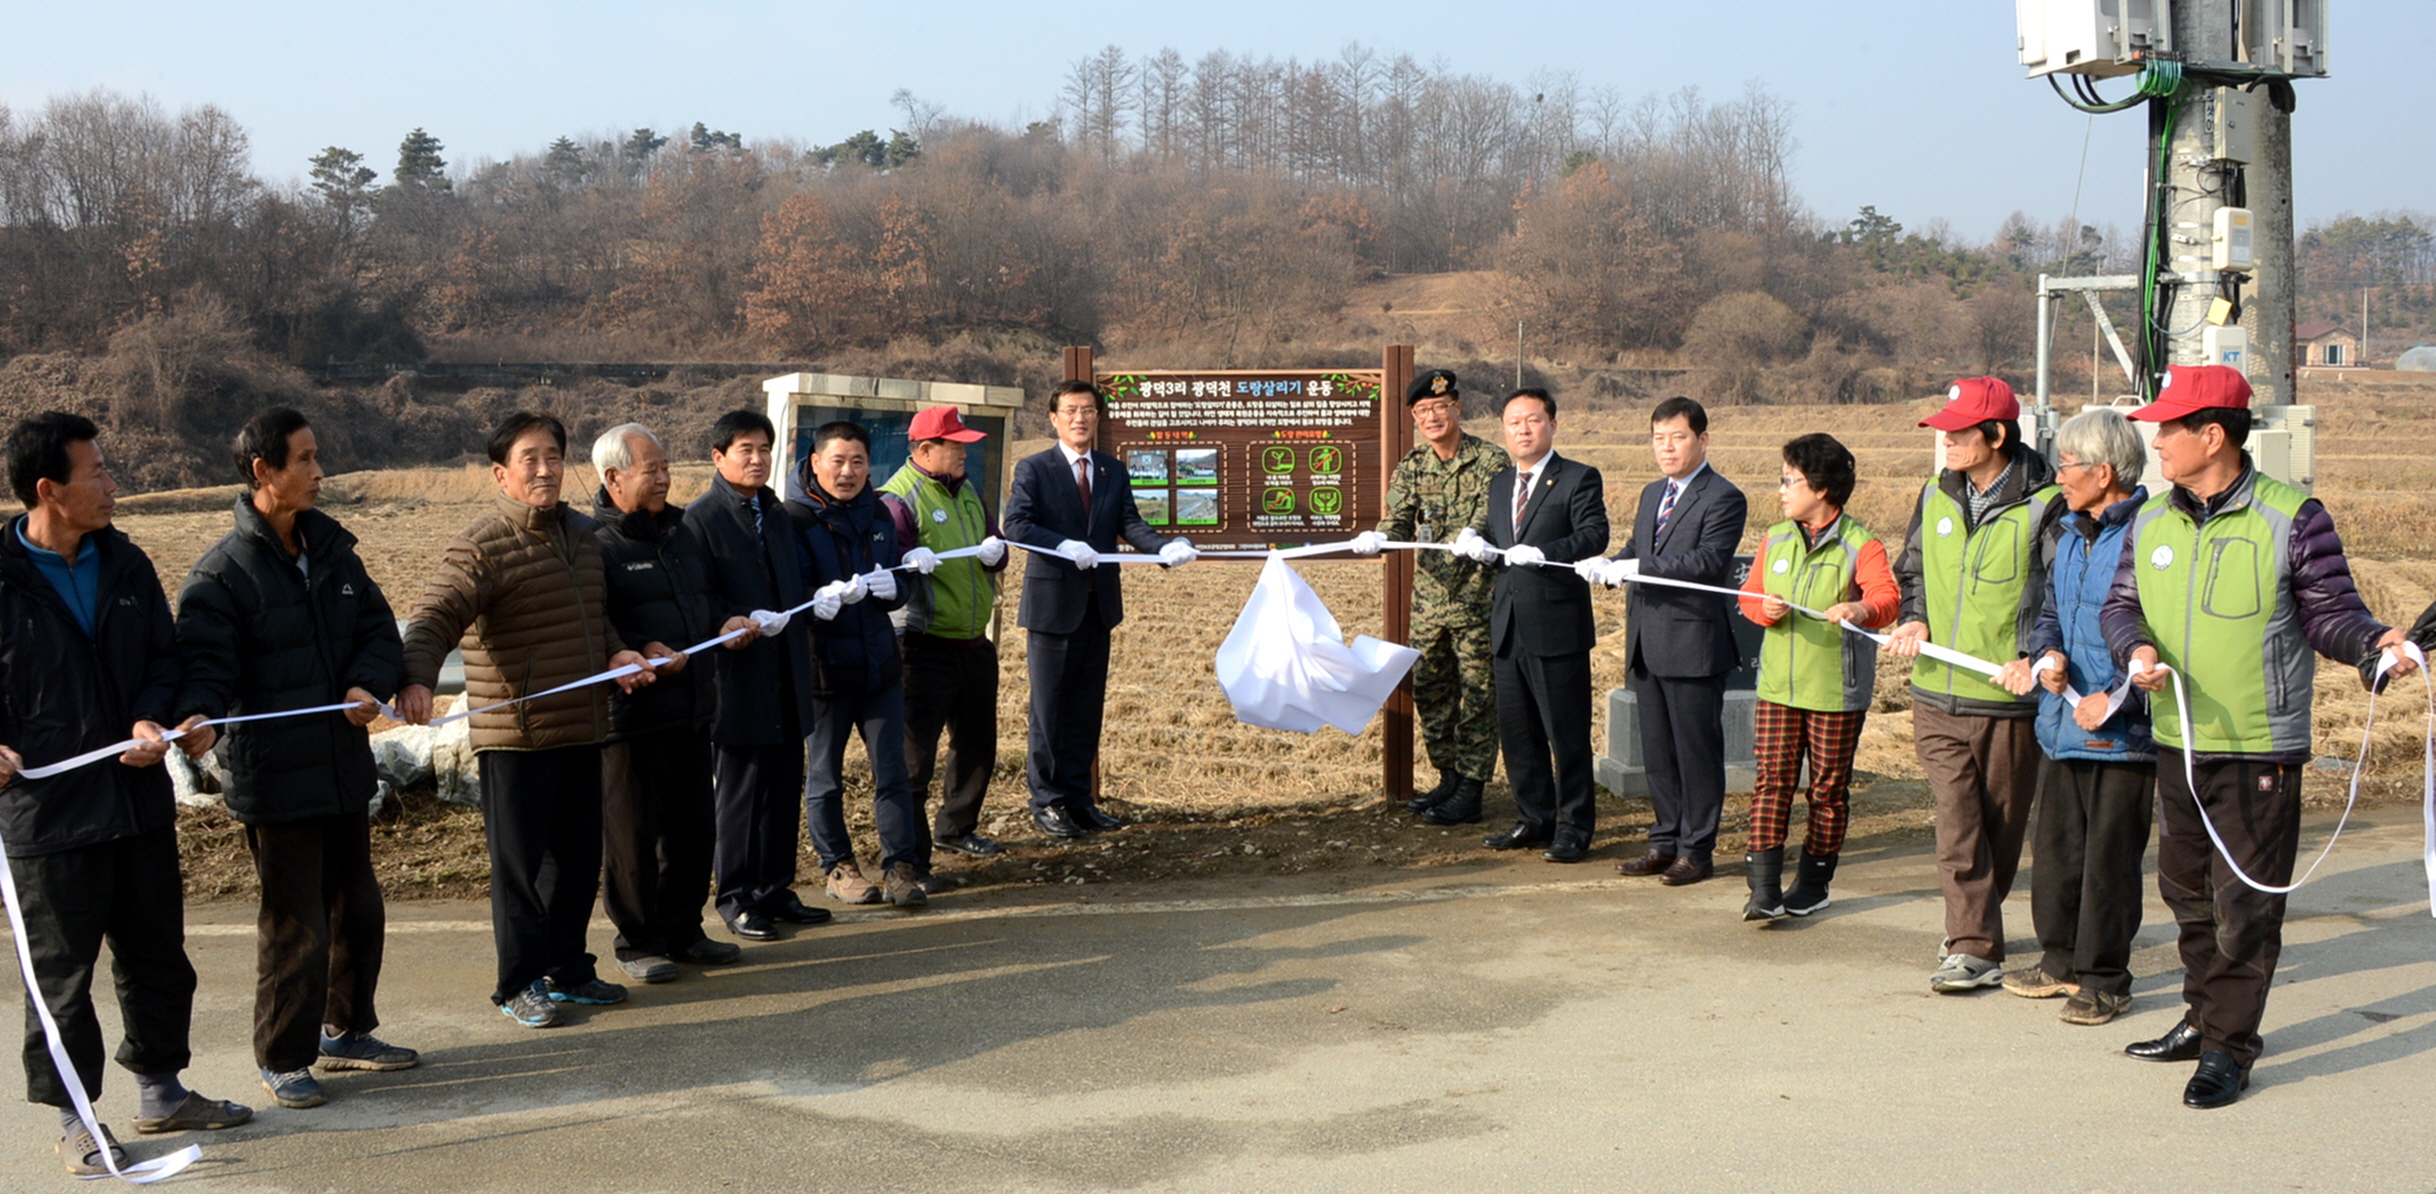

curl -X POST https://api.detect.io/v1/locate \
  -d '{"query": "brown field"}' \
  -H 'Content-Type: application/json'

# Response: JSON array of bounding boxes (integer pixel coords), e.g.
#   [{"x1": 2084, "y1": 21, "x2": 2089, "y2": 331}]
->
[{"x1": 110, "y1": 370, "x2": 2436, "y2": 901}]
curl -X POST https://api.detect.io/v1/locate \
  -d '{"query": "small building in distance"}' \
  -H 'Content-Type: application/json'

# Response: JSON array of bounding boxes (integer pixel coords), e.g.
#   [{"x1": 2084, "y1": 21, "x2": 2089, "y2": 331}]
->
[{"x1": 2296, "y1": 321, "x2": 2361, "y2": 368}]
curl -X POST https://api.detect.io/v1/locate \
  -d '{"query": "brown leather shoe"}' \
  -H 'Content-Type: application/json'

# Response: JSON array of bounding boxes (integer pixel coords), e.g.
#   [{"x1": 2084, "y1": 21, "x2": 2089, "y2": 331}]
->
[
  {"x1": 1616, "y1": 849, "x2": 1677, "y2": 877},
  {"x1": 1659, "y1": 855, "x2": 1714, "y2": 886}
]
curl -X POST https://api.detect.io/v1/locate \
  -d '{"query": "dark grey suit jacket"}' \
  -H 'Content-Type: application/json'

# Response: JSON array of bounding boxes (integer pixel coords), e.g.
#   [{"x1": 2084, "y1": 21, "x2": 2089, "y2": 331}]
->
[
  {"x1": 1486, "y1": 453, "x2": 1610, "y2": 657},
  {"x1": 1613, "y1": 464, "x2": 1748, "y2": 678},
  {"x1": 1002, "y1": 446, "x2": 1168, "y2": 635}
]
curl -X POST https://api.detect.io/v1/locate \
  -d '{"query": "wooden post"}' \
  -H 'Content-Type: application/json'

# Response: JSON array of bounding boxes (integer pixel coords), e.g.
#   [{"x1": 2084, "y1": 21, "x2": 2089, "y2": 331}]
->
[{"x1": 1380, "y1": 344, "x2": 1416, "y2": 801}]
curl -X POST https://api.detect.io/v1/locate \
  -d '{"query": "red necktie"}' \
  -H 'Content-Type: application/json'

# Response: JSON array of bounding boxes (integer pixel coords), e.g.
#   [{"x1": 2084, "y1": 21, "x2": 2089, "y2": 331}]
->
[{"x1": 1076, "y1": 457, "x2": 1092, "y2": 508}]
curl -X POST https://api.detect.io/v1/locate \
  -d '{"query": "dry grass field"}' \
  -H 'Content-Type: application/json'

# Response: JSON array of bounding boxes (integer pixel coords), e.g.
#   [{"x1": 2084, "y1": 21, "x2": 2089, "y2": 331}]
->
[{"x1": 110, "y1": 369, "x2": 2436, "y2": 900}]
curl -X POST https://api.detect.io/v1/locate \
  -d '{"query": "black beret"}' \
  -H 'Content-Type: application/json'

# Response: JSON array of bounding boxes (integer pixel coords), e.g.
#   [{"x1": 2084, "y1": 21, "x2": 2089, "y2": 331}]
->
[{"x1": 1405, "y1": 369, "x2": 1459, "y2": 405}]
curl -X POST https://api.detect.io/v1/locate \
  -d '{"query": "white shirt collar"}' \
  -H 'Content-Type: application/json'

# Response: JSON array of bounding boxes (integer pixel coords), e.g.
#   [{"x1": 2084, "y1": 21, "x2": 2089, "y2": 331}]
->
[
  {"x1": 1665, "y1": 461, "x2": 1709, "y2": 495},
  {"x1": 1515, "y1": 450, "x2": 1558, "y2": 486},
  {"x1": 1058, "y1": 442, "x2": 1091, "y2": 469}
]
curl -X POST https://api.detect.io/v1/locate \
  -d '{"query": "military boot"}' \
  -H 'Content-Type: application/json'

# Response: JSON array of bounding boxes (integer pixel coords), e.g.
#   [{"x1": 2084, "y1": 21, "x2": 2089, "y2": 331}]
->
[
  {"x1": 1405, "y1": 770, "x2": 1459, "y2": 814},
  {"x1": 1782, "y1": 850, "x2": 1839, "y2": 916},
  {"x1": 1741, "y1": 847, "x2": 1786, "y2": 922},
  {"x1": 1421, "y1": 776, "x2": 1484, "y2": 826}
]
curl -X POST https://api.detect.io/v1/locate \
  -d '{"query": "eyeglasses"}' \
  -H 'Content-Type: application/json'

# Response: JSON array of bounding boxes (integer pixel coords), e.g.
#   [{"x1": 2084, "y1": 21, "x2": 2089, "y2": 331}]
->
[
  {"x1": 1777, "y1": 475, "x2": 1811, "y2": 490},
  {"x1": 1411, "y1": 400, "x2": 1458, "y2": 416},
  {"x1": 1054, "y1": 405, "x2": 1100, "y2": 419}
]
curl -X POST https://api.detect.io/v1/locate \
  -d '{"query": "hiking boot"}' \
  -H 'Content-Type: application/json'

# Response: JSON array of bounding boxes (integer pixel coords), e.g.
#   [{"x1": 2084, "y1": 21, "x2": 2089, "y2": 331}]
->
[
  {"x1": 1420, "y1": 776, "x2": 1484, "y2": 825},
  {"x1": 826, "y1": 859, "x2": 882, "y2": 905},
  {"x1": 1929, "y1": 953, "x2": 2004, "y2": 993},
  {"x1": 259, "y1": 1067, "x2": 326, "y2": 1109},
  {"x1": 883, "y1": 861, "x2": 929, "y2": 908},
  {"x1": 318, "y1": 1030, "x2": 420, "y2": 1071},
  {"x1": 616, "y1": 956, "x2": 679, "y2": 984},
  {"x1": 500, "y1": 980, "x2": 562, "y2": 1028},
  {"x1": 1781, "y1": 850, "x2": 1838, "y2": 916},
  {"x1": 545, "y1": 977, "x2": 628, "y2": 1006},
  {"x1": 1741, "y1": 846, "x2": 1785, "y2": 922},
  {"x1": 2060, "y1": 989, "x2": 2133, "y2": 1026},
  {"x1": 676, "y1": 938, "x2": 743, "y2": 965},
  {"x1": 2002, "y1": 967, "x2": 2079, "y2": 999},
  {"x1": 1405, "y1": 770, "x2": 1459, "y2": 814}
]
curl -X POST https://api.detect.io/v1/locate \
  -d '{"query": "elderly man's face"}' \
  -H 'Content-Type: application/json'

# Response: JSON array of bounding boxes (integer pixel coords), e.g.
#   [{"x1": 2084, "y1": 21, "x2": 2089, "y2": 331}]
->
[
  {"x1": 604, "y1": 433, "x2": 670, "y2": 515},
  {"x1": 493, "y1": 428, "x2": 563, "y2": 509},
  {"x1": 2149, "y1": 418, "x2": 2219, "y2": 485}
]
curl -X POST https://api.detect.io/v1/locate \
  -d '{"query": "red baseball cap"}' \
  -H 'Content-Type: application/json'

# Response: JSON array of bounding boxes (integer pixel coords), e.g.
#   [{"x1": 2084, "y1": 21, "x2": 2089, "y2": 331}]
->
[
  {"x1": 908, "y1": 406, "x2": 987, "y2": 443},
  {"x1": 2128, "y1": 364, "x2": 2252, "y2": 422},
  {"x1": 1920, "y1": 377, "x2": 2020, "y2": 431}
]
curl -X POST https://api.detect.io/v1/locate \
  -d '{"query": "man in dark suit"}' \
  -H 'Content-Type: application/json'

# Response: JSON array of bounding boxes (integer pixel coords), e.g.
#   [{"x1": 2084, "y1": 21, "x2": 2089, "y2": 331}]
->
[
  {"x1": 1003, "y1": 380, "x2": 1197, "y2": 839},
  {"x1": 1586, "y1": 396, "x2": 1749, "y2": 886},
  {"x1": 1453, "y1": 388, "x2": 1609, "y2": 862}
]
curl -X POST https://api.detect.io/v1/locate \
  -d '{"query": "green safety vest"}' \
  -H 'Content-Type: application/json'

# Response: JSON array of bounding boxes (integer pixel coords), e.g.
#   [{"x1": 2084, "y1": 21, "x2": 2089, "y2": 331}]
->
[
  {"x1": 1755, "y1": 516, "x2": 1879, "y2": 713},
  {"x1": 2128, "y1": 469, "x2": 2310, "y2": 754},
  {"x1": 878, "y1": 461, "x2": 997, "y2": 640},
  {"x1": 1913, "y1": 480, "x2": 2058, "y2": 707}
]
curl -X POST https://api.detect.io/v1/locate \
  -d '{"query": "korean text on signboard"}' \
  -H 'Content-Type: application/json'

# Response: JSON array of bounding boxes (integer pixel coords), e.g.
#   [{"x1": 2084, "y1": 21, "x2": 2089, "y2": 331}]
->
[{"x1": 1097, "y1": 370, "x2": 1384, "y2": 552}]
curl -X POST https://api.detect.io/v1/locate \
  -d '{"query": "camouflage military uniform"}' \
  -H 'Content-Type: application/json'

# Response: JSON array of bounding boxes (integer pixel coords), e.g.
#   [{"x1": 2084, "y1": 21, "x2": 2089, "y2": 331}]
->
[{"x1": 1379, "y1": 432, "x2": 1503, "y2": 783}]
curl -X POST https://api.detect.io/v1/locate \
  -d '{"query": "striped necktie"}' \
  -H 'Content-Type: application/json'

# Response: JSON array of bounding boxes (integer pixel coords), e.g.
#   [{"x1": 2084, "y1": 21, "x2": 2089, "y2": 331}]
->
[{"x1": 1655, "y1": 480, "x2": 1680, "y2": 539}]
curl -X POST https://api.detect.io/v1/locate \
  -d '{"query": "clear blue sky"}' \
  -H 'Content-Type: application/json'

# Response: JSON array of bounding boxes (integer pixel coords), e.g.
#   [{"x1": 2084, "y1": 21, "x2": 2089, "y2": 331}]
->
[{"x1": 7, "y1": 1, "x2": 2428, "y2": 241}]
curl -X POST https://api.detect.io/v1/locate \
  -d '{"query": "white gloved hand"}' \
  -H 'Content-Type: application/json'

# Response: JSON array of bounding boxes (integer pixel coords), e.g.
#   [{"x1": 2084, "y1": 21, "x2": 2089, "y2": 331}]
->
[
  {"x1": 1057, "y1": 539, "x2": 1100, "y2": 569},
  {"x1": 809, "y1": 583, "x2": 845, "y2": 622},
  {"x1": 1159, "y1": 538, "x2": 1197, "y2": 566},
  {"x1": 1503, "y1": 543, "x2": 1547, "y2": 568},
  {"x1": 865, "y1": 568, "x2": 898, "y2": 602},
  {"x1": 750, "y1": 608, "x2": 792, "y2": 636},
  {"x1": 1349, "y1": 530, "x2": 1386, "y2": 556},
  {"x1": 841, "y1": 573, "x2": 870, "y2": 604},
  {"x1": 1605, "y1": 558, "x2": 1642, "y2": 587},
  {"x1": 1450, "y1": 527, "x2": 1491, "y2": 563},
  {"x1": 903, "y1": 547, "x2": 940, "y2": 575},
  {"x1": 1571, "y1": 558, "x2": 1608, "y2": 583},
  {"x1": 976, "y1": 536, "x2": 1007, "y2": 567}
]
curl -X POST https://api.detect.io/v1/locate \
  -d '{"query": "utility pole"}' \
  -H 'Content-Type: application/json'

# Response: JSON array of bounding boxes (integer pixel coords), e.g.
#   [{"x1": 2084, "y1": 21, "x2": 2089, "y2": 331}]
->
[
  {"x1": 2159, "y1": 1, "x2": 2235, "y2": 375},
  {"x1": 2242, "y1": 100, "x2": 2295, "y2": 404}
]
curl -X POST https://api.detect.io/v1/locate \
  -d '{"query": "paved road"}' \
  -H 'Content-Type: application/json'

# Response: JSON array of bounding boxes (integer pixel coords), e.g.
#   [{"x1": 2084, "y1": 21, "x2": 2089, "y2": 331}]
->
[{"x1": 5, "y1": 813, "x2": 2433, "y2": 1192}]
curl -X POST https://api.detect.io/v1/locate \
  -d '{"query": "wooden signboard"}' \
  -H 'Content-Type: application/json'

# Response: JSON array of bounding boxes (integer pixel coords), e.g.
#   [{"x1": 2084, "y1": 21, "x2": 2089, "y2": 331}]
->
[{"x1": 1089, "y1": 369, "x2": 1387, "y2": 550}]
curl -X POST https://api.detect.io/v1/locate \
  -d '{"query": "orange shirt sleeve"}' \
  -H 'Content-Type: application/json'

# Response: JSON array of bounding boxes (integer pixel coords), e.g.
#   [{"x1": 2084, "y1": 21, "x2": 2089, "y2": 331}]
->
[
  {"x1": 1852, "y1": 538, "x2": 1900, "y2": 629},
  {"x1": 1738, "y1": 554, "x2": 1780, "y2": 626}
]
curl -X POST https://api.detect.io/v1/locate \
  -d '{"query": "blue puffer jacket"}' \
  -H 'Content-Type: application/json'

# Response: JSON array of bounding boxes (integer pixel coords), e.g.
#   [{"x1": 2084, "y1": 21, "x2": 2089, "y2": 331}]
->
[
  {"x1": 2030, "y1": 488, "x2": 2154, "y2": 762},
  {"x1": 785, "y1": 461, "x2": 905, "y2": 698}
]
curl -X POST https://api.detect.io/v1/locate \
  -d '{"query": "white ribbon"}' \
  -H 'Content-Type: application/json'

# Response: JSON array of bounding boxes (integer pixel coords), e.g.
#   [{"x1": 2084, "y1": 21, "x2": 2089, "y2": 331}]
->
[
  {"x1": 2031, "y1": 652, "x2": 2138, "y2": 720},
  {"x1": 2136, "y1": 645, "x2": 2434, "y2": 907},
  {"x1": 0, "y1": 847, "x2": 200, "y2": 1182}
]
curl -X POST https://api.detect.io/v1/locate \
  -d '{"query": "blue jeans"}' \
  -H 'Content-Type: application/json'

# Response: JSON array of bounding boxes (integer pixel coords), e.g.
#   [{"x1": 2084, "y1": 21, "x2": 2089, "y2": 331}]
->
[{"x1": 804, "y1": 685, "x2": 922, "y2": 871}]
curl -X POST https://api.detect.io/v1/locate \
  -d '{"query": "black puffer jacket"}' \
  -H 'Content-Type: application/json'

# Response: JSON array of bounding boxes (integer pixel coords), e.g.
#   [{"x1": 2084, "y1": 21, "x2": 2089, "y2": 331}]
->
[
  {"x1": 173, "y1": 498, "x2": 402, "y2": 825},
  {"x1": 591, "y1": 486, "x2": 720, "y2": 739},
  {"x1": 0, "y1": 519, "x2": 181, "y2": 857},
  {"x1": 785, "y1": 466, "x2": 905, "y2": 699},
  {"x1": 682, "y1": 472, "x2": 818, "y2": 745}
]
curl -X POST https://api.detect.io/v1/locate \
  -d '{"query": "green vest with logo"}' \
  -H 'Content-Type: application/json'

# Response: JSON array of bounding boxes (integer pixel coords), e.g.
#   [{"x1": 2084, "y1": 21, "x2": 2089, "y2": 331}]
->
[
  {"x1": 2128, "y1": 470, "x2": 2310, "y2": 754},
  {"x1": 1755, "y1": 516, "x2": 1879, "y2": 713},
  {"x1": 878, "y1": 461, "x2": 996, "y2": 640},
  {"x1": 1913, "y1": 481, "x2": 2058, "y2": 707}
]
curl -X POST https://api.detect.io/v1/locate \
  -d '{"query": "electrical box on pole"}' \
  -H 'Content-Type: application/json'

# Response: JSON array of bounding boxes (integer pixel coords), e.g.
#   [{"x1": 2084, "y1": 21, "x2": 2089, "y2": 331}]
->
[
  {"x1": 2209, "y1": 86, "x2": 2258, "y2": 164},
  {"x1": 2016, "y1": 0, "x2": 2172, "y2": 77},
  {"x1": 2240, "y1": 0, "x2": 2330, "y2": 76},
  {"x1": 2213, "y1": 207, "x2": 2255, "y2": 270}
]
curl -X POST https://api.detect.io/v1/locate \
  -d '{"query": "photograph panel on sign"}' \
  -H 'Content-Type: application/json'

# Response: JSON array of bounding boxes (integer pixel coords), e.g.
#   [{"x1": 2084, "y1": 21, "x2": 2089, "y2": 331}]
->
[
  {"x1": 1175, "y1": 489, "x2": 1220, "y2": 526},
  {"x1": 1127, "y1": 449, "x2": 1168, "y2": 485},
  {"x1": 1136, "y1": 489, "x2": 1172, "y2": 526},
  {"x1": 1175, "y1": 447, "x2": 1219, "y2": 485}
]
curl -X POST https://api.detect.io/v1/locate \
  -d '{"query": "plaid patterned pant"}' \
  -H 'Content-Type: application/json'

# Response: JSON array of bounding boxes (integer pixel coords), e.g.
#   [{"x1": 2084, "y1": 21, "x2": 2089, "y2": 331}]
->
[{"x1": 1748, "y1": 700, "x2": 1866, "y2": 854}]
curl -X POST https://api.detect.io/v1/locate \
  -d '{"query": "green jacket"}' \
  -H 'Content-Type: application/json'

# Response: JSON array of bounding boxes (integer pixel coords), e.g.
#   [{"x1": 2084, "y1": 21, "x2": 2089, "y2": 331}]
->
[
  {"x1": 878, "y1": 460, "x2": 998, "y2": 641},
  {"x1": 1896, "y1": 445, "x2": 2064, "y2": 718},
  {"x1": 1377, "y1": 433, "x2": 1501, "y2": 613},
  {"x1": 2126, "y1": 468, "x2": 2310, "y2": 754},
  {"x1": 1754, "y1": 516, "x2": 1880, "y2": 713}
]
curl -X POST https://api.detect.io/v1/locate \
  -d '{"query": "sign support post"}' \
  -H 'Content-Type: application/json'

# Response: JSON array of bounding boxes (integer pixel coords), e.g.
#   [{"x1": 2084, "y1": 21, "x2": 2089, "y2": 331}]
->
[{"x1": 1380, "y1": 345, "x2": 1415, "y2": 803}]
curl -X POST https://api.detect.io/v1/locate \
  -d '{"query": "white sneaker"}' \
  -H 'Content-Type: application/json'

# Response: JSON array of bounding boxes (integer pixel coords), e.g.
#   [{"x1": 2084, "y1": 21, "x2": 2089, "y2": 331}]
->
[{"x1": 1929, "y1": 953, "x2": 2004, "y2": 993}]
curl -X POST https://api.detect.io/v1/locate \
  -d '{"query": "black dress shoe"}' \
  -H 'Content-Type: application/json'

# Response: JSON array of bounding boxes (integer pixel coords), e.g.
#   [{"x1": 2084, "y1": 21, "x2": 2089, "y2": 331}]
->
[
  {"x1": 1483, "y1": 822, "x2": 1554, "y2": 851},
  {"x1": 725, "y1": 911, "x2": 778, "y2": 941},
  {"x1": 2125, "y1": 1020, "x2": 2205, "y2": 1063},
  {"x1": 1616, "y1": 849, "x2": 1677, "y2": 877},
  {"x1": 1033, "y1": 804, "x2": 1088, "y2": 839},
  {"x1": 2183, "y1": 1050, "x2": 2250, "y2": 1109},
  {"x1": 1659, "y1": 855, "x2": 1714, "y2": 886},
  {"x1": 1542, "y1": 826, "x2": 1589, "y2": 864},
  {"x1": 1073, "y1": 804, "x2": 1125, "y2": 832},
  {"x1": 770, "y1": 896, "x2": 832, "y2": 925}
]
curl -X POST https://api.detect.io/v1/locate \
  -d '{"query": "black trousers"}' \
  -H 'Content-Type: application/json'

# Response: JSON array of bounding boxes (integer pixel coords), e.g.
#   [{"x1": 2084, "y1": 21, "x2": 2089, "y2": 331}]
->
[
  {"x1": 245, "y1": 808, "x2": 386, "y2": 1072},
  {"x1": 602, "y1": 728, "x2": 717, "y2": 962},
  {"x1": 904, "y1": 633, "x2": 1000, "y2": 843},
  {"x1": 2029, "y1": 756, "x2": 2156, "y2": 998},
  {"x1": 11, "y1": 828, "x2": 194, "y2": 1107},
  {"x1": 2157, "y1": 749, "x2": 2301, "y2": 1068},
  {"x1": 713, "y1": 740, "x2": 806, "y2": 922},
  {"x1": 1026, "y1": 602, "x2": 1111, "y2": 813},
  {"x1": 477, "y1": 746, "x2": 604, "y2": 1004},
  {"x1": 1629, "y1": 668, "x2": 1729, "y2": 860},
  {"x1": 1494, "y1": 647, "x2": 1597, "y2": 834}
]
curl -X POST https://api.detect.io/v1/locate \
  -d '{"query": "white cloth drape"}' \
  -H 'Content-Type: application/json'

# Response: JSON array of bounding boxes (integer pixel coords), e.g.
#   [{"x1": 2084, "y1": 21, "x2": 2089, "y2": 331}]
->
[{"x1": 1215, "y1": 555, "x2": 1420, "y2": 734}]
